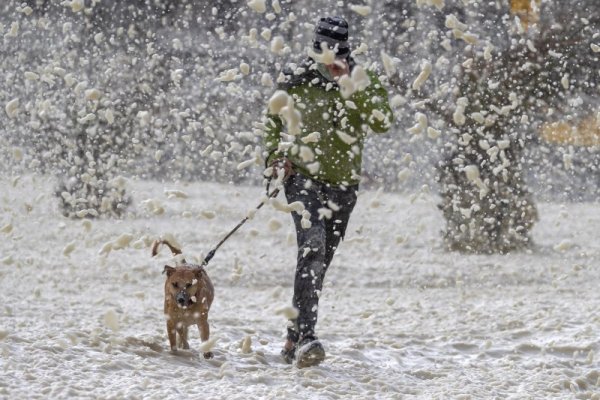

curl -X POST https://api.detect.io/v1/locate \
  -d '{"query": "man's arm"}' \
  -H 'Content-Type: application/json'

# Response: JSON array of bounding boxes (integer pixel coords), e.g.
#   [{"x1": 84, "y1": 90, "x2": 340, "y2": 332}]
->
[{"x1": 263, "y1": 113, "x2": 286, "y2": 166}]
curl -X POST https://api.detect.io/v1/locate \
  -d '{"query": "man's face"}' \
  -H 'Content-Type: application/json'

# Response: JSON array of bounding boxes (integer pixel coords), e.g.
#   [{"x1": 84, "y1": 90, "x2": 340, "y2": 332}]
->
[{"x1": 325, "y1": 59, "x2": 350, "y2": 79}]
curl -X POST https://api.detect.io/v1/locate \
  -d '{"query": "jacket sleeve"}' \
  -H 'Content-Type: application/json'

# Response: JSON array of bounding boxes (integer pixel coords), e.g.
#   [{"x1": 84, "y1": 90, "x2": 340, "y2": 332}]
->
[
  {"x1": 263, "y1": 112, "x2": 286, "y2": 167},
  {"x1": 350, "y1": 72, "x2": 394, "y2": 134}
]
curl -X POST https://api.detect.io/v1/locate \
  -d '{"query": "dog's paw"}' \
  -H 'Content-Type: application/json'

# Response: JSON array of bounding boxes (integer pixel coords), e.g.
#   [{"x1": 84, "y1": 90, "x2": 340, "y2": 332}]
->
[{"x1": 203, "y1": 351, "x2": 214, "y2": 359}]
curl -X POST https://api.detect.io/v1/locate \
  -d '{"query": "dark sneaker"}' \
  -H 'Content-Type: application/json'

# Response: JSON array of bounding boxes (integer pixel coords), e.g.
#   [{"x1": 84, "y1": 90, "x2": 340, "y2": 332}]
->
[
  {"x1": 295, "y1": 337, "x2": 325, "y2": 368},
  {"x1": 281, "y1": 345, "x2": 296, "y2": 364}
]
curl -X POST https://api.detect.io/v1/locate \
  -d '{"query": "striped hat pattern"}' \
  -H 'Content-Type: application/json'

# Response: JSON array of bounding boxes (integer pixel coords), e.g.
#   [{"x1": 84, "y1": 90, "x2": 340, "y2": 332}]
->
[{"x1": 313, "y1": 16, "x2": 350, "y2": 58}]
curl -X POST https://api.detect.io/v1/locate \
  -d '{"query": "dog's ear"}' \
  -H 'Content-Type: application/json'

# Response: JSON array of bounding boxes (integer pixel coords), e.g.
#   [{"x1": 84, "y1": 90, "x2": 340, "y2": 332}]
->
[{"x1": 163, "y1": 265, "x2": 175, "y2": 276}]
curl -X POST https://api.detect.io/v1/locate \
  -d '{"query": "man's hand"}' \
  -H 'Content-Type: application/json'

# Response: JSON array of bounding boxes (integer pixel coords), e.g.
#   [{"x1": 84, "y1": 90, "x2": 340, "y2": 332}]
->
[
  {"x1": 325, "y1": 59, "x2": 350, "y2": 80},
  {"x1": 269, "y1": 158, "x2": 294, "y2": 180}
]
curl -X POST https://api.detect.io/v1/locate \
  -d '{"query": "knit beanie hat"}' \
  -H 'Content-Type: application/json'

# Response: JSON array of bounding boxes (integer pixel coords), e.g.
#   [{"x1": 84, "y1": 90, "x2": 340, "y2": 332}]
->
[{"x1": 313, "y1": 16, "x2": 350, "y2": 58}]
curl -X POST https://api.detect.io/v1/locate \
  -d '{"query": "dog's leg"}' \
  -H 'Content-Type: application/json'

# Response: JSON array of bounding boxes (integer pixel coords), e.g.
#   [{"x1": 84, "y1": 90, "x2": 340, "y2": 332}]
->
[
  {"x1": 198, "y1": 315, "x2": 213, "y2": 359},
  {"x1": 166, "y1": 319, "x2": 177, "y2": 351},
  {"x1": 178, "y1": 325, "x2": 190, "y2": 350}
]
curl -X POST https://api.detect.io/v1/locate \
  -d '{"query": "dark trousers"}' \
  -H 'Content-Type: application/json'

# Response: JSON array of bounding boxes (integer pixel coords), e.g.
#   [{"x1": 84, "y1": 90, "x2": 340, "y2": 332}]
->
[{"x1": 284, "y1": 173, "x2": 358, "y2": 343}]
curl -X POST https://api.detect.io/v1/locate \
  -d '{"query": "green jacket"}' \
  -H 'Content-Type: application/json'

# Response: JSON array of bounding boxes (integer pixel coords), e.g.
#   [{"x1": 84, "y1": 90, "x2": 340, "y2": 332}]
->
[{"x1": 263, "y1": 59, "x2": 393, "y2": 186}]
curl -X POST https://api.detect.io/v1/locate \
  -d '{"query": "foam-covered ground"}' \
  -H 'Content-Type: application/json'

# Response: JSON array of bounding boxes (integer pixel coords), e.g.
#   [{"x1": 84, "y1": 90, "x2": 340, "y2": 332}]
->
[{"x1": 1, "y1": 175, "x2": 598, "y2": 399}]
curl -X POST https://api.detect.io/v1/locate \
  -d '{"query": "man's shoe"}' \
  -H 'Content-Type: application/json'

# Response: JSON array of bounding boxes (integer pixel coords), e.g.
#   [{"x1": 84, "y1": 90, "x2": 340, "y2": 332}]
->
[
  {"x1": 295, "y1": 336, "x2": 325, "y2": 368},
  {"x1": 281, "y1": 339, "x2": 296, "y2": 364}
]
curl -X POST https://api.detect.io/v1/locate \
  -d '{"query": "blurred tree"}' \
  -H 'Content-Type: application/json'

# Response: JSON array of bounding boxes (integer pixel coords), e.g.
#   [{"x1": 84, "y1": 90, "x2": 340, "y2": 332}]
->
[
  {"x1": 433, "y1": 1, "x2": 537, "y2": 253},
  {"x1": 435, "y1": 0, "x2": 598, "y2": 253}
]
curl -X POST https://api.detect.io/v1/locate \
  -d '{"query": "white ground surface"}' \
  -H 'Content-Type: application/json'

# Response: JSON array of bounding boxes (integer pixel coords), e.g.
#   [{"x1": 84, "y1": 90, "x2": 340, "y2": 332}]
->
[{"x1": 1, "y1": 175, "x2": 599, "y2": 399}]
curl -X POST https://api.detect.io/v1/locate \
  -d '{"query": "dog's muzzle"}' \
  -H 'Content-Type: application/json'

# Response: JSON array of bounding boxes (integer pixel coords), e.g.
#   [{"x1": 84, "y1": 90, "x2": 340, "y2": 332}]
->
[{"x1": 176, "y1": 291, "x2": 190, "y2": 308}]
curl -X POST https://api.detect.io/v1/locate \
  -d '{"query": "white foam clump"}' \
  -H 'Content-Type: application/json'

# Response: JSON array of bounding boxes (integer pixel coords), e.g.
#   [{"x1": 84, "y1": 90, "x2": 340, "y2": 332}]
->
[
  {"x1": 553, "y1": 240, "x2": 573, "y2": 252},
  {"x1": 300, "y1": 210, "x2": 312, "y2": 229},
  {"x1": 107, "y1": 233, "x2": 134, "y2": 251},
  {"x1": 318, "y1": 207, "x2": 333, "y2": 220},
  {"x1": 445, "y1": 14, "x2": 468, "y2": 31},
  {"x1": 412, "y1": 60, "x2": 432, "y2": 91},
  {"x1": 416, "y1": 0, "x2": 445, "y2": 10},
  {"x1": 140, "y1": 198, "x2": 165, "y2": 215},
  {"x1": 261, "y1": 72, "x2": 274, "y2": 88},
  {"x1": 463, "y1": 165, "x2": 489, "y2": 197},
  {"x1": 338, "y1": 65, "x2": 371, "y2": 99},
  {"x1": 270, "y1": 36, "x2": 285, "y2": 55},
  {"x1": 81, "y1": 219, "x2": 92, "y2": 232},
  {"x1": 85, "y1": 88, "x2": 102, "y2": 101},
  {"x1": 94, "y1": 32, "x2": 104, "y2": 44},
  {"x1": 24, "y1": 71, "x2": 39, "y2": 81},
  {"x1": 240, "y1": 62, "x2": 251, "y2": 75},
  {"x1": 427, "y1": 126, "x2": 441, "y2": 139},
  {"x1": 268, "y1": 90, "x2": 288, "y2": 114},
  {"x1": 6, "y1": 21, "x2": 19, "y2": 37},
  {"x1": 198, "y1": 336, "x2": 219, "y2": 353},
  {"x1": 63, "y1": 0, "x2": 85, "y2": 12},
  {"x1": 236, "y1": 157, "x2": 257, "y2": 170},
  {"x1": 104, "y1": 109, "x2": 115, "y2": 124},
  {"x1": 372, "y1": 109, "x2": 386, "y2": 121},
  {"x1": 483, "y1": 44, "x2": 494, "y2": 60},
  {"x1": 13, "y1": 148, "x2": 23, "y2": 162},
  {"x1": 216, "y1": 68, "x2": 240, "y2": 82},
  {"x1": 471, "y1": 112, "x2": 485, "y2": 125},
  {"x1": 446, "y1": 14, "x2": 478, "y2": 44},
  {"x1": 103, "y1": 309, "x2": 119, "y2": 331},
  {"x1": 267, "y1": 90, "x2": 302, "y2": 135},
  {"x1": 563, "y1": 153, "x2": 573, "y2": 170},
  {"x1": 60, "y1": 70, "x2": 74, "y2": 87},
  {"x1": 270, "y1": 198, "x2": 305, "y2": 213},
  {"x1": 301, "y1": 131, "x2": 321, "y2": 143},
  {"x1": 108, "y1": 175, "x2": 128, "y2": 190},
  {"x1": 381, "y1": 51, "x2": 396, "y2": 77},
  {"x1": 275, "y1": 306, "x2": 299, "y2": 319},
  {"x1": 1, "y1": 223, "x2": 13, "y2": 235},
  {"x1": 247, "y1": 0, "x2": 266, "y2": 13},
  {"x1": 272, "y1": 0, "x2": 282, "y2": 13},
  {"x1": 78, "y1": 113, "x2": 96, "y2": 124},
  {"x1": 336, "y1": 130, "x2": 357, "y2": 145},
  {"x1": 261, "y1": 28, "x2": 272, "y2": 41},
  {"x1": 397, "y1": 168, "x2": 411, "y2": 182},
  {"x1": 5, "y1": 98, "x2": 19, "y2": 118},
  {"x1": 164, "y1": 189, "x2": 189, "y2": 199},
  {"x1": 352, "y1": 42, "x2": 369, "y2": 56},
  {"x1": 137, "y1": 111, "x2": 150, "y2": 126},
  {"x1": 18, "y1": 5, "x2": 33, "y2": 15},
  {"x1": 327, "y1": 201, "x2": 340, "y2": 212},
  {"x1": 75, "y1": 209, "x2": 99, "y2": 218},
  {"x1": 306, "y1": 162, "x2": 320, "y2": 175},
  {"x1": 592, "y1": 44, "x2": 600, "y2": 53},
  {"x1": 200, "y1": 210, "x2": 216, "y2": 219},
  {"x1": 349, "y1": 4, "x2": 371, "y2": 16},
  {"x1": 63, "y1": 241, "x2": 76, "y2": 257},
  {"x1": 298, "y1": 146, "x2": 314, "y2": 162},
  {"x1": 407, "y1": 112, "x2": 428, "y2": 135},
  {"x1": 242, "y1": 28, "x2": 259, "y2": 47},
  {"x1": 453, "y1": 97, "x2": 468, "y2": 126},
  {"x1": 241, "y1": 336, "x2": 252, "y2": 353},
  {"x1": 561, "y1": 74, "x2": 570, "y2": 90},
  {"x1": 307, "y1": 42, "x2": 336, "y2": 65}
]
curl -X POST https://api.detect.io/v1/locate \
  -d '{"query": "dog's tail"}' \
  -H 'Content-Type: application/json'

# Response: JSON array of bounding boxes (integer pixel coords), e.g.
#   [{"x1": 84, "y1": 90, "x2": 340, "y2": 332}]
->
[{"x1": 151, "y1": 239, "x2": 183, "y2": 259}]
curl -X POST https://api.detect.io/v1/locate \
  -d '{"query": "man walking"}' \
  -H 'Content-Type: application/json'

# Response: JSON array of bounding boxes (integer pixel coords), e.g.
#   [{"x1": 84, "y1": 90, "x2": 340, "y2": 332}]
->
[{"x1": 263, "y1": 16, "x2": 393, "y2": 368}]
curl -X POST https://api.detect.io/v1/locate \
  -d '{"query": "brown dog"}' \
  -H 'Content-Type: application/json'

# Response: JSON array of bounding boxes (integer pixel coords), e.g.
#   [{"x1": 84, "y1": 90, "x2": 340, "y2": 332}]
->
[{"x1": 151, "y1": 239, "x2": 215, "y2": 359}]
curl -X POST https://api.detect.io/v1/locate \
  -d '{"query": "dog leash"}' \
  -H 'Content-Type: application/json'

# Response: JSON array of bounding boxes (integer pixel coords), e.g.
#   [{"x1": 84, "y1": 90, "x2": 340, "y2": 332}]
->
[{"x1": 201, "y1": 187, "x2": 281, "y2": 267}]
